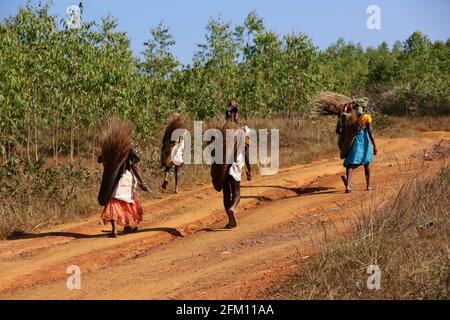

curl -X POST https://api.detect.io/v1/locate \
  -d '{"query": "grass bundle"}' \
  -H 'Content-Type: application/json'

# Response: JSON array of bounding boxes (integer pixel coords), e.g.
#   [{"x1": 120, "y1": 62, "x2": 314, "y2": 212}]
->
[
  {"x1": 210, "y1": 120, "x2": 242, "y2": 192},
  {"x1": 100, "y1": 117, "x2": 133, "y2": 170},
  {"x1": 161, "y1": 113, "x2": 189, "y2": 168},
  {"x1": 314, "y1": 91, "x2": 352, "y2": 116}
]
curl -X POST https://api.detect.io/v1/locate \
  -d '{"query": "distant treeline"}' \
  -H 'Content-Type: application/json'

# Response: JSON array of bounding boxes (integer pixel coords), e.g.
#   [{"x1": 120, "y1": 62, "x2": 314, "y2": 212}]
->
[{"x1": 0, "y1": 2, "x2": 449, "y2": 161}]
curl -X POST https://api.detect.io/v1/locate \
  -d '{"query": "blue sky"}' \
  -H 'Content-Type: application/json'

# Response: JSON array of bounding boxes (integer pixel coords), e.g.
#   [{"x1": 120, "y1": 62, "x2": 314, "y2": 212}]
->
[{"x1": 1, "y1": 0, "x2": 449, "y2": 64}]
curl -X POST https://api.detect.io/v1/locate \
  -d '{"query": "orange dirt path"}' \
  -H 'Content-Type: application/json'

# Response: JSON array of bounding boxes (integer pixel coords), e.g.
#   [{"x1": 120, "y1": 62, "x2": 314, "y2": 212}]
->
[{"x1": 0, "y1": 131, "x2": 448, "y2": 299}]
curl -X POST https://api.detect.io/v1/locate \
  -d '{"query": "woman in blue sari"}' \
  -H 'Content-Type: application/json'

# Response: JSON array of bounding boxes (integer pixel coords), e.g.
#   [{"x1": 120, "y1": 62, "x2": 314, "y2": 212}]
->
[{"x1": 338, "y1": 100, "x2": 378, "y2": 193}]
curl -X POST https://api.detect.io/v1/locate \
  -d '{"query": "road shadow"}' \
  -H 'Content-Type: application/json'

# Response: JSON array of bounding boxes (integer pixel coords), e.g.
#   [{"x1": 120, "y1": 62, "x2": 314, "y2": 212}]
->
[
  {"x1": 6, "y1": 231, "x2": 106, "y2": 240},
  {"x1": 240, "y1": 195, "x2": 273, "y2": 202},
  {"x1": 200, "y1": 227, "x2": 230, "y2": 233},
  {"x1": 136, "y1": 227, "x2": 183, "y2": 237},
  {"x1": 7, "y1": 226, "x2": 184, "y2": 240},
  {"x1": 241, "y1": 185, "x2": 337, "y2": 196}
]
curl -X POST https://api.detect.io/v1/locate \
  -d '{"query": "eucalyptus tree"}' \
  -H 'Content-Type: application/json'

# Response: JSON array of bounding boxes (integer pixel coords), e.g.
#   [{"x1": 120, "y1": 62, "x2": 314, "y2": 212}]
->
[
  {"x1": 141, "y1": 21, "x2": 179, "y2": 122},
  {"x1": 322, "y1": 38, "x2": 369, "y2": 96},
  {"x1": 191, "y1": 17, "x2": 242, "y2": 119},
  {"x1": 1, "y1": 1, "x2": 57, "y2": 161},
  {"x1": 281, "y1": 31, "x2": 322, "y2": 117}
]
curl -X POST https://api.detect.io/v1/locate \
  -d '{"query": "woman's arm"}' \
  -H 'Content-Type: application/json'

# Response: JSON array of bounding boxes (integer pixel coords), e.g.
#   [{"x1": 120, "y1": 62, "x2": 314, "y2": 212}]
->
[
  {"x1": 367, "y1": 123, "x2": 378, "y2": 155},
  {"x1": 131, "y1": 163, "x2": 149, "y2": 192},
  {"x1": 336, "y1": 116, "x2": 342, "y2": 135}
]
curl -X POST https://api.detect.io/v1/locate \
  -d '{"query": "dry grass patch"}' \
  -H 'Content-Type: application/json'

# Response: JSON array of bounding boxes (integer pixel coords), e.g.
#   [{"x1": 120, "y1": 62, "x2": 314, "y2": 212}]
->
[{"x1": 269, "y1": 165, "x2": 450, "y2": 300}]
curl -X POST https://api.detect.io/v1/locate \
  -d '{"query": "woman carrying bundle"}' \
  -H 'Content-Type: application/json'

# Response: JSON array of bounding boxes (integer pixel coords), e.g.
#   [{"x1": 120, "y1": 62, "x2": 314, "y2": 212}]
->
[
  {"x1": 218, "y1": 121, "x2": 246, "y2": 229},
  {"x1": 315, "y1": 92, "x2": 378, "y2": 193},
  {"x1": 211, "y1": 100, "x2": 252, "y2": 229},
  {"x1": 98, "y1": 118, "x2": 149, "y2": 238},
  {"x1": 161, "y1": 113, "x2": 187, "y2": 194},
  {"x1": 226, "y1": 100, "x2": 252, "y2": 181},
  {"x1": 336, "y1": 99, "x2": 378, "y2": 193}
]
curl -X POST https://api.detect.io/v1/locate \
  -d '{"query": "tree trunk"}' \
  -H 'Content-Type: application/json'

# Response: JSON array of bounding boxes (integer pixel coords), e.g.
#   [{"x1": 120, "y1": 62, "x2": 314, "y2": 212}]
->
[
  {"x1": 91, "y1": 130, "x2": 96, "y2": 163},
  {"x1": 34, "y1": 111, "x2": 39, "y2": 161},
  {"x1": 52, "y1": 123, "x2": 56, "y2": 164},
  {"x1": 55, "y1": 122, "x2": 59, "y2": 165},
  {"x1": 70, "y1": 125, "x2": 74, "y2": 163},
  {"x1": 26, "y1": 112, "x2": 31, "y2": 161}
]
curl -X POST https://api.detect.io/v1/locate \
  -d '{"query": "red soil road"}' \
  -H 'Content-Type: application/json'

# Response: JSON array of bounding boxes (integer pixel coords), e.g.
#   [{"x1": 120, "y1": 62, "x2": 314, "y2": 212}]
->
[{"x1": 0, "y1": 131, "x2": 449, "y2": 299}]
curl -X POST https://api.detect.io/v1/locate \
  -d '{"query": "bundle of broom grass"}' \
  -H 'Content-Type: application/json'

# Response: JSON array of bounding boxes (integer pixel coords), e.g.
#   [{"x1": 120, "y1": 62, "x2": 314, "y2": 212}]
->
[
  {"x1": 314, "y1": 92, "x2": 368, "y2": 158},
  {"x1": 313, "y1": 91, "x2": 353, "y2": 116},
  {"x1": 210, "y1": 120, "x2": 245, "y2": 192},
  {"x1": 161, "y1": 113, "x2": 189, "y2": 168},
  {"x1": 100, "y1": 117, "x2": 133, "y2": 170}
]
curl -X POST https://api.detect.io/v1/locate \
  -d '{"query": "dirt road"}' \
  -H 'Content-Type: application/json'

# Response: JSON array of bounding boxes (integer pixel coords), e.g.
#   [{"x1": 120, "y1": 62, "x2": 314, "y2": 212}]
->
[{"x1": 0, "y1": 132, "x2": 449, "y2": 299}]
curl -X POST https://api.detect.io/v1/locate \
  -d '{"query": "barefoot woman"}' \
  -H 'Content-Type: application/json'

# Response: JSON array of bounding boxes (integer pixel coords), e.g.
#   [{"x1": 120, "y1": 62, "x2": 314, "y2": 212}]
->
[
  {"x1": 337, "y1": 99, "x2": 378, "y2": 193},
  {"x1": 212, "y1": 100, "x2": 252, "y2": 229},
  {"x1": 98, "y1": 119, "x2": 149, "y2": 238},
  {"x1": 161, "y1": 113, "x2": 187, "y2": 194}
]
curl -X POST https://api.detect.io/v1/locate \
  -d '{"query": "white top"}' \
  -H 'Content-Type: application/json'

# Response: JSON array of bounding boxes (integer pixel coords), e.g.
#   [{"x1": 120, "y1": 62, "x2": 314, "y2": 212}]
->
[
  {"x1": 171, "y1": 137, "x2": 185, "y2": 166},
  {"x1": 228, "y1": 150, "x2": 245, "y2": 182},
  {"x1": 111, "y1": 170, "x2": 136, "y2": 204},
  {"x1": 228, "y1": 126, "x2": 250, "y2": 182}
]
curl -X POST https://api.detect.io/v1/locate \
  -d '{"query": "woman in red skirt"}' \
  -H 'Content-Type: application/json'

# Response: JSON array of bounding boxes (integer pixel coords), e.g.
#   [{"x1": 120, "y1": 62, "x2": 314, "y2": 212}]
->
[{"x1": 98, "y1": 119, "x2": 149, "y2": 238}]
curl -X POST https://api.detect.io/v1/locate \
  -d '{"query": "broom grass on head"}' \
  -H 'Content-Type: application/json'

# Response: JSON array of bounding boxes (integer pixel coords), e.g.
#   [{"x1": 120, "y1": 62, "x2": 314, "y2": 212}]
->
[
  {"x1": 314, "y1": 91, "x2": 353, "y2": 116},
  {"x1": 161, "y1": 113, "x2": 189, "y2": 168},
  {"x1": 209, "y1": 119, "x2": 244, "y2": 192},
  {"x1": 100, "y1": 117, "x2": 133, "y2": 170},
  {"x1": 162, "y1": 113, "x2": 189, "y2": 145}
]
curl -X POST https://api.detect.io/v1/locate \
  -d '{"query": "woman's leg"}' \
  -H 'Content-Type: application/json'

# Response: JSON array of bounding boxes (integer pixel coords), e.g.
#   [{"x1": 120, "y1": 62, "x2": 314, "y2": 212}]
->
[
  {"x1": 364, "y1": 164, "x2": 375, "y2": 190},
  {"x1": 175, "y1": 165, "x2": 181, "y2": 193},
  {"x1": 345, "y1": 167, "x2": 353, "y2": 193},
  {"x1": 229, "y1": 177, "x2": 241, "y2": 212},
  {"x1": 110, "y1": 220, "x2": 118, "y2": 237},
  {"x1": 222, "y1": 175, "x2": 232, "y2": 211},
  {"x1": 245, "y1": 144, "x2": 252, "y2": 181},
  {"x1": 161, "y1": 167, "x2": 170, "y2": 189},
  {"x1": 225, "y1": 176, "x2": 240, "y2": 229}
]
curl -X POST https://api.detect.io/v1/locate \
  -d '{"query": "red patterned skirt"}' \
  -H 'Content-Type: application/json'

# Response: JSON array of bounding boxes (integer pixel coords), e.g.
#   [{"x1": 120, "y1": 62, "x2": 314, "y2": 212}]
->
[{"x1": 101, "y1": 193, "x2": 143, "y2": 226}]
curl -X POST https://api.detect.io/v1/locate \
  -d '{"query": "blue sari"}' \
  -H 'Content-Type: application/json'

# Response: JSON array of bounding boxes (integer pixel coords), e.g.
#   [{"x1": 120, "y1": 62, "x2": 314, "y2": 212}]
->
[{"x1": 343, "y1": 127, "x2": 373, "y2": 168}]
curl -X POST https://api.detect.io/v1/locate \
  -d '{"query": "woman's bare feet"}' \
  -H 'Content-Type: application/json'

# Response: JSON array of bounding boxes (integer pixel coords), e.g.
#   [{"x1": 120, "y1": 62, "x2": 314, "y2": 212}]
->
[
  {"x1": 225, "y1": 208, "x2": 237, "y2": 229},
  {"x1": 345, "y1": 181, "x2": 353, "y2": 193},
  {"x1": 341, "y1": 175, "x2": 347, "y2": 187},
  {"x1": 109, "y1": 220, "x2": 118, "y2": 238}
]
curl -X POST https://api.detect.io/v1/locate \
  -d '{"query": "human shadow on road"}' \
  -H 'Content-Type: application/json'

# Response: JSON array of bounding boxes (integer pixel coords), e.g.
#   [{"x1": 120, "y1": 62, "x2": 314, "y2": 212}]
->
[
  {"x1": 199, "y1": 187, "x2": 337, "y2": 233},
  {"x1": 240, "y1": 195, "x2": 273, "y2": 202},
  {"x1": 200, "y1": 227, "x2": 230, "y2": 233},
  {"x1": 136, "y1": 227, "x2": 183, "y2": 237},
  {"x1": 241, "y1": 185, "x2": 337, "y2": 197},
  {"x1": 7, "y1": 226, "x2": 183, "y2": 240},
  {"x1": 6, "y1": 231, "x2": 106, "y2": 240}
]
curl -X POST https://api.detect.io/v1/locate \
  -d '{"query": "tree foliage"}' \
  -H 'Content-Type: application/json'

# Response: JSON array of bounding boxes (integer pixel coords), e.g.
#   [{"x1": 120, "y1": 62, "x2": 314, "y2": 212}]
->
[{"x1": 1, "y1": 2, "x2": 449, "y2": 161}]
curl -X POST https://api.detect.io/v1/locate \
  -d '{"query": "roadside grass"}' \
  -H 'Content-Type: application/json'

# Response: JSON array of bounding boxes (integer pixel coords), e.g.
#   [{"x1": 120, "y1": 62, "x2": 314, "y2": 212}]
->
[
  {"x1": 0, "y1": 160, "x2": 97, "y2": 238},
  {"x1": 378, "y1": 115, "x2": 450, "y2": 138},
  {"x1": 268, "y1": 164, "x2": 450, "y2": 300}
]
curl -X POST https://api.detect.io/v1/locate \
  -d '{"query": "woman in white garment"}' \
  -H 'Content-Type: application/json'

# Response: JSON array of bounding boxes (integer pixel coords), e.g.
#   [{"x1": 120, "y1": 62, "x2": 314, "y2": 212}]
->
[
  {"x1": 161, "y1": 134, "x2": 185, "y2": 193},
  {"x1": 222, "y1": 100, "x2": 252, "y2": 229}
]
